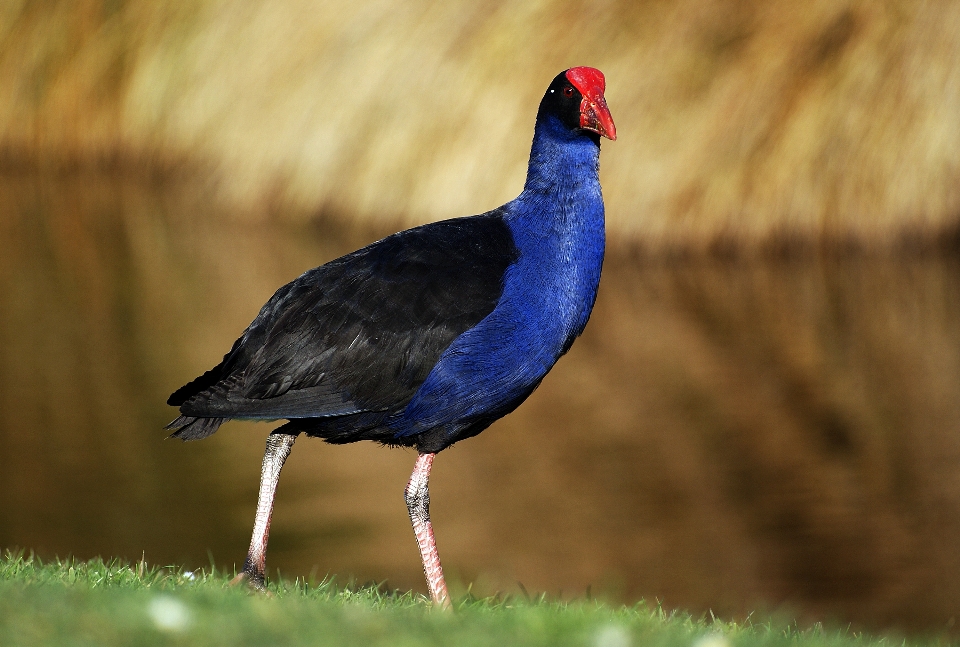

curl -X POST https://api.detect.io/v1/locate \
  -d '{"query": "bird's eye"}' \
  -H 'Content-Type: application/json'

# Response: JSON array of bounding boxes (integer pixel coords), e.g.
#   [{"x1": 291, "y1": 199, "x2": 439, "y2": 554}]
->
[{"x1": 562, "y1": 85, "x2": 575, "y2": 98}]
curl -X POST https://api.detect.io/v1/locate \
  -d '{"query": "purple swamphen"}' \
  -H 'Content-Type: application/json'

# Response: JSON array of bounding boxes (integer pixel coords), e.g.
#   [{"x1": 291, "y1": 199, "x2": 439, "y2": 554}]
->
[{"x1": 166, "y1": 67, "x2": 616, "y2": 607}]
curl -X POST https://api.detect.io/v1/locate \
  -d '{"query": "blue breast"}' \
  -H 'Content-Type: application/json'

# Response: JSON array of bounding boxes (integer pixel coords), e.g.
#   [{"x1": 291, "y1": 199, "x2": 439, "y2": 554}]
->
[{"x1": 394, "y1": 114, "x2": 606, "y2": 439}]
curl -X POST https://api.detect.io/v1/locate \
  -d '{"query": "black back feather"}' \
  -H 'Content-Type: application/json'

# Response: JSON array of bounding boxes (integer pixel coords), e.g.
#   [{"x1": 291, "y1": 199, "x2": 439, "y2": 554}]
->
[{"x1": 166, "y1": 210, "x2": 519, "y2": 441}]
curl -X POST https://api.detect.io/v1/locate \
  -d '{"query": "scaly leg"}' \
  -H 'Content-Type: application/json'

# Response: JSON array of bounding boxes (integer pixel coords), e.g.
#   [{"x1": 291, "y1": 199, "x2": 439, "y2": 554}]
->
[
  {"x1": 231, "y1": 432, "x2": 297, "y2": 590},
  {"x1": 404, "y1": 452, "x2": 451, "y2": 608}
]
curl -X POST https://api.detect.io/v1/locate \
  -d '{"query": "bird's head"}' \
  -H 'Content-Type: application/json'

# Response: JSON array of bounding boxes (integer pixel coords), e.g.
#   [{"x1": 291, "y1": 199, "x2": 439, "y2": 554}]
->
[{"x1": 539, "y1": 67, "x2": 617, "y2": 141}]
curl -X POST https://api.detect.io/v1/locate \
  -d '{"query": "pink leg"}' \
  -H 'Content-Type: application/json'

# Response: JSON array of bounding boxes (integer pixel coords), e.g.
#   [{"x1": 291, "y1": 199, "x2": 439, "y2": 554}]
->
[
  {"x1": 404, "y1": 452, "x2": 451, "y2": 608},
  {"x1": 232, "y1": 432, "x2": 296, "y2": 590}
]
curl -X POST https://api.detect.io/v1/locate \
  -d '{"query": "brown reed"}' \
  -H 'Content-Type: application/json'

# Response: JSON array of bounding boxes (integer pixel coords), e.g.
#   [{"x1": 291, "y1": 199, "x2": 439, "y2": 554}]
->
[{"x1": 2, "y1": 0, "x2": 959, "y2": 250}]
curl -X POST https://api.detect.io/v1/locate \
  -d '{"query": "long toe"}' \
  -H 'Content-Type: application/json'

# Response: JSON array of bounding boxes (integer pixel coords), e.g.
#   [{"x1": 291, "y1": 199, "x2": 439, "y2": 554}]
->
[{"x1": 229, "y1": 570, "x2": 267, "y2": 592}]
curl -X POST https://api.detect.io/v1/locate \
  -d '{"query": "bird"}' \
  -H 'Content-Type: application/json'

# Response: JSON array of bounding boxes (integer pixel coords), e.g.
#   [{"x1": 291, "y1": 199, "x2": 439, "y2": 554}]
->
[{"x1": 166, "y1": 67, "x2": 616, "y2": 608}]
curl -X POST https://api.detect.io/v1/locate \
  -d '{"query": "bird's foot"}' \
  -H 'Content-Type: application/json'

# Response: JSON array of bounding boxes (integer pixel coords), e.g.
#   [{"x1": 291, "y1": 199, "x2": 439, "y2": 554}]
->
[
  {"x1": 229, "y1": 566, "x2": 267, "y2": 592},
  {"x1": 432, "y1": 592, "x2": 453, "y2": 611}
]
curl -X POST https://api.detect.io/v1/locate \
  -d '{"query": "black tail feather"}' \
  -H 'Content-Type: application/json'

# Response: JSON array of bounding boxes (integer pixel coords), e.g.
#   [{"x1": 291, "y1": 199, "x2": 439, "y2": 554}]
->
[{"x1": 165, "y1": 415, "x2": 226, "y2": 441}]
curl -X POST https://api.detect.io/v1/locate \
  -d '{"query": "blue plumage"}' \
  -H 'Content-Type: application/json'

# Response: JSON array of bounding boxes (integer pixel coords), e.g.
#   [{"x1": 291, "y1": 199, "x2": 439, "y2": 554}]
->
[{"x1": 397, "y1": 113, "x2": 605, "y2": 441}]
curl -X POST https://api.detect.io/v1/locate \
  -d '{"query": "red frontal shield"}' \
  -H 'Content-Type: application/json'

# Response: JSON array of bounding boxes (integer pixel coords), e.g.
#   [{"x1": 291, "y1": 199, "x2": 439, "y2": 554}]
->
[{"x1": 565, "y1": 67, "x2": 616, "y2": 140}]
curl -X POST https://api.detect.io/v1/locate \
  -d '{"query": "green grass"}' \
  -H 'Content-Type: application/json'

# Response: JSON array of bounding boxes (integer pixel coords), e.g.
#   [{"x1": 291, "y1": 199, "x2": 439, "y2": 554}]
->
[{"x1": 0, "y1": 551, "x2": 935, "y2": 647}]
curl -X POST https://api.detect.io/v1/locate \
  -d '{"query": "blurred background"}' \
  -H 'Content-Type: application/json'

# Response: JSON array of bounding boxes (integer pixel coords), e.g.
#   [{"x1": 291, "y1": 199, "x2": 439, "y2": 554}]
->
[{"x1": 3, "y1": 0, "x2": 960, "y2": 635}]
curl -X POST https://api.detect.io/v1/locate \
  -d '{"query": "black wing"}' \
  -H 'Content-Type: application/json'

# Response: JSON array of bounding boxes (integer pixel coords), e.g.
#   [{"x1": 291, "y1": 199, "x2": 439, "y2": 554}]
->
[{"x1": 166, "y1": 210, "x2": 519, "y2": 439}]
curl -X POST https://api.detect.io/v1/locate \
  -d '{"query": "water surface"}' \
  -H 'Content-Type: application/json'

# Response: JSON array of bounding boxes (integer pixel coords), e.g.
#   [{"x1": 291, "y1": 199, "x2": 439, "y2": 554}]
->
[{"x1": 3, "y1": 174, "x2": 960, "y2": 632}]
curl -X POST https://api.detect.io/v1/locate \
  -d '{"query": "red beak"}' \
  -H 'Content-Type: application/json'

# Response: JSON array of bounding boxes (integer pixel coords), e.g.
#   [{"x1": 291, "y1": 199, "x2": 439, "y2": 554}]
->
[{"x1": 565, "y1": 67, "x2": 617, "y2": 141}]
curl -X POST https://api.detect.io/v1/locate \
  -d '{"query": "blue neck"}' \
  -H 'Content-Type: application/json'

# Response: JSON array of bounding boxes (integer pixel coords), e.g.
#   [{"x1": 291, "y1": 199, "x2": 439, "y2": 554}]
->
[
  {"x1": 523, "y1": 113, "x2": 602, "y2": 196},
  {"x1": 504, "y1": 112, "x2": 606, "y2": 346}
]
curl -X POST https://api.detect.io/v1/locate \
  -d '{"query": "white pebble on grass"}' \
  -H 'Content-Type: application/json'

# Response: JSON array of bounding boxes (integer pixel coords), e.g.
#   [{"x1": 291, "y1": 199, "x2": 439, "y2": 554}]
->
[
  {"x1": 593, "y1": 624, "x2": 631, "y2": 647},
  {"x1": 148, "y1": 595, "x2": 192, "y2": 632},
  {"x1": 693, "y1": 633, "x2": 730, "y2": 647}
]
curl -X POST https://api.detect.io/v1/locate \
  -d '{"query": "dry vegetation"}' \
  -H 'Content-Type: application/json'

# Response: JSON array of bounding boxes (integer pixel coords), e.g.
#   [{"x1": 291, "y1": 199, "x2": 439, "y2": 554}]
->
[{"x1": 2, "y1": 0, "x2": 960, "y2": 247}]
